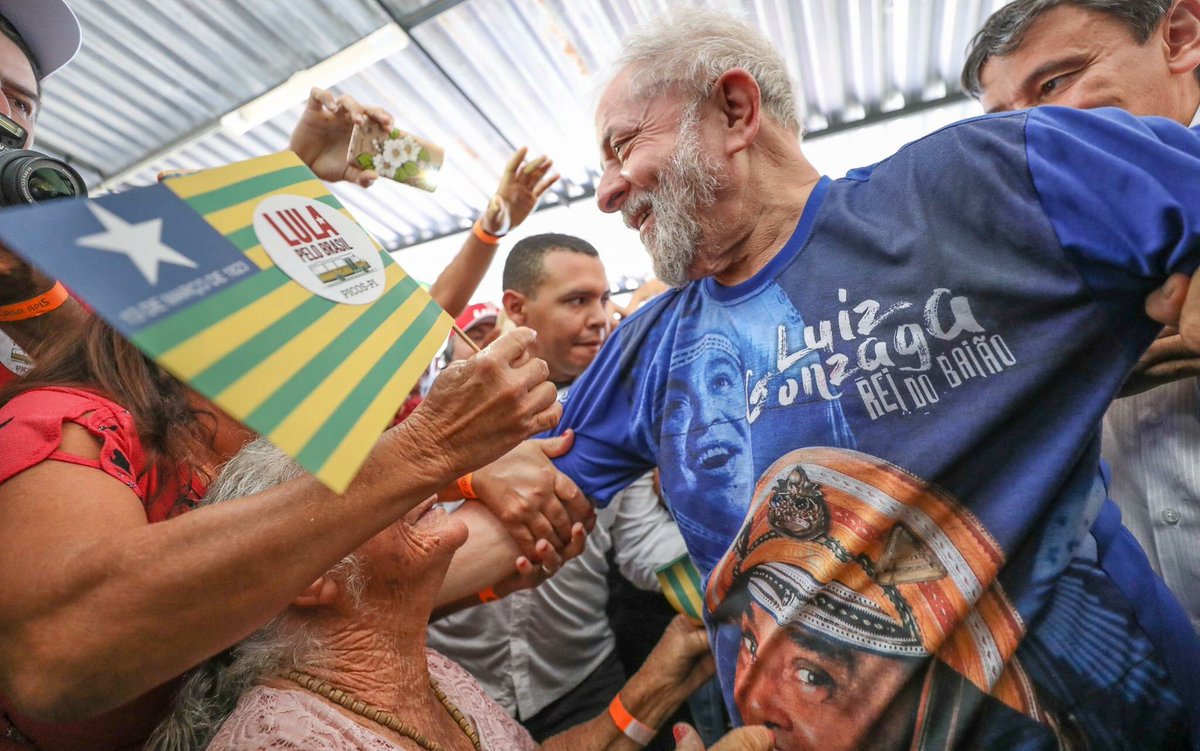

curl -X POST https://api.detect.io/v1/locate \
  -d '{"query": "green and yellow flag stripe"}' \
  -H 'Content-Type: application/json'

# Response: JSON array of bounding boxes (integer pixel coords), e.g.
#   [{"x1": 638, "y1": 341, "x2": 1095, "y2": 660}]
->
[
  {"x1": 136, "y1": 152, "x2": 451, "y2": 492},
  {"x1": 656, "y1": 553, "x2": 705, "y2": 624}
]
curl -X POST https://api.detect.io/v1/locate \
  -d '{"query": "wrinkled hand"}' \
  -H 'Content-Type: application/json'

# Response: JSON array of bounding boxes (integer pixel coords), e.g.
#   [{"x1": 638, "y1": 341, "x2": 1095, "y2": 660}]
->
[
  {"x1": 289, "y1": 86, "x2": 392, "y2": 188},
  {"x1": 638, "y1": 616, "x2": 716, "y2": 703},
  {"x1": 406, "y1": 328, "x2": 559, "y2": 483},
  {"x1": 480, "y1": 147, "x2": 559, "y2": 235},
  {"x1": 1118, "y1": 327, "x2": 1200, "y2": 396},
  {"x1": 672, "y1": 724, "x2": 773, "y2": 751},
  {"x1": 472, "y1": 431, "x2": 593, "y2": 558}
]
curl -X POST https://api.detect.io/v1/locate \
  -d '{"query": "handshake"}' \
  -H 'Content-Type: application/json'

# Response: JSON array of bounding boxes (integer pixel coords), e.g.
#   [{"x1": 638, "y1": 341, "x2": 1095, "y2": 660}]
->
[{"x1": 400, "y1": 326, "x2": 593, "y2": 571}]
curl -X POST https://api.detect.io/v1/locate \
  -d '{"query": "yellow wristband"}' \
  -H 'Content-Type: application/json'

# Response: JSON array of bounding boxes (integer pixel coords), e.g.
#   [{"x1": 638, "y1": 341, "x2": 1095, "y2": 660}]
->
[{"x1": 456, "y1": 472, "x2": 478, "y2": 500}]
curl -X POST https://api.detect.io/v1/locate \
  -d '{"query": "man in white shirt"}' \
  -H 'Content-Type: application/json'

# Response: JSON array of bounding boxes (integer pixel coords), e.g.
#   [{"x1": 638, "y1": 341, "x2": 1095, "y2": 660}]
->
[
  {"x1": 963, "y1": 0, "x2": 1200, "y2": 634},
  {"x1": 427, "y1": 233, "x2": 688, "y2": 739}
]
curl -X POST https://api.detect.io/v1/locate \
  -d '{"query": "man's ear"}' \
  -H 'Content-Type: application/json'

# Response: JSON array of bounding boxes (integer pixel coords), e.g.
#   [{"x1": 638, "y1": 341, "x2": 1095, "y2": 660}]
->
[
  {"x1": 713, "y1": 68, "x2": 762, "y2": 156},
  {"x1": 292, "y1": 575, "x2": 340, "y2": 608},
  {"x1": 502, "y1": 289, "x2": 529, "y2": 326},
  {"x1": 1164, "y1": 0, "x2": 1200, "y2": 77}
]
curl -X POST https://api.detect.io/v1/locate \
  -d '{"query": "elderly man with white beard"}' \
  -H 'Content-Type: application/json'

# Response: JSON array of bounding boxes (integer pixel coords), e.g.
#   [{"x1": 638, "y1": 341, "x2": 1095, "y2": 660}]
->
[{"x1": 550, "y1": 7, "x2": 1200, "y2": 750}]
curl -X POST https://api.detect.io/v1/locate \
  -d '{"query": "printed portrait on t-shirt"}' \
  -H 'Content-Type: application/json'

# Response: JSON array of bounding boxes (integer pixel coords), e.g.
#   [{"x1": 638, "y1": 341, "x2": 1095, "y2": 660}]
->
[
  {"x1": 655, "y1": 286, "x2": 855, "y2": 569},
  {"x1": 707, "y1": 447, "x2": 1085, "y2": 750}
]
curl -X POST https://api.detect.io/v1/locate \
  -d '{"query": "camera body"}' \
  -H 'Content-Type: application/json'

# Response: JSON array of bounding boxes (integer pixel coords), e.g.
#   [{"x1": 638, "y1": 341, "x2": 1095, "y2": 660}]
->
[{"x1": 0, "y1": 112, "x2": 86, "y2": 205}]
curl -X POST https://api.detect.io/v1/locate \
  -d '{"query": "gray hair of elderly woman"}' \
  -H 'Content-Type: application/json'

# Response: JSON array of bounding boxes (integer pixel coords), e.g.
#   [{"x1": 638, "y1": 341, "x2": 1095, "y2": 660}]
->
[
  {"x1": 145, "y1": 438, "x2": 365, "y2": 751},
  {"x1": 613, "y1": 7, "x2": 801, "y2": 135},
  {"x1": 961, "y1": 0, "x2": 1175, "y2": 97}
]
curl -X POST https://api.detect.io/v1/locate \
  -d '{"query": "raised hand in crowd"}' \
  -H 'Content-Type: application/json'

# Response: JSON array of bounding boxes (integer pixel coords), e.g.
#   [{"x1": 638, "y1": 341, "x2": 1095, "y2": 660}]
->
[
  {"x1": 481, "y1": 146, "x2": 560, "y2": 236},
  {"x1": 431, "y1": 146, "x2": 560, "y2": 318},
  {"x1": 288, "y1": 86, "x2": 392, "y2": 187}
]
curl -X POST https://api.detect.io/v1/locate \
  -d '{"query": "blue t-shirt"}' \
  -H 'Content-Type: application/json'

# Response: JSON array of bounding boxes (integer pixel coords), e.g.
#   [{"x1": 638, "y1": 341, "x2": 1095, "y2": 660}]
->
[{"x1": 554, "y1": 107, "x2": 1200, "y2": 749}]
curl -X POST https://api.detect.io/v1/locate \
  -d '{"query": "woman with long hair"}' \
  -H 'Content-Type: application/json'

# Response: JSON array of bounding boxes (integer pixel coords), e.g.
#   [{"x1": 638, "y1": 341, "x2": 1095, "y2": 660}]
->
[{"x1": 0, "y1": 315, "x2": 563, "y2": 750}]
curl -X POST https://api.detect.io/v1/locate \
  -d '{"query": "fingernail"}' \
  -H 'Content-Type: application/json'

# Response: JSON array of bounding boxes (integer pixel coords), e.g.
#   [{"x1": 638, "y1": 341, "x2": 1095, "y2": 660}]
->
[{"x1": 673, "y1": 724, "x2": 688, "y2": 742}]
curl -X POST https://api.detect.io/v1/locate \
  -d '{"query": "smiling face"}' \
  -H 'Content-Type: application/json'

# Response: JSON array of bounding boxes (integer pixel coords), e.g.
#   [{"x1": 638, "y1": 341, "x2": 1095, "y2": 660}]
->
[
  {"x1": 595, "y1": 68, "x2": 727, "y2": 287},
  {"x1": 660, "y1": 336, "x2": 751, "y2": 503},
  {"x1": 978, "y1": 4, "x2": 1198, "y2": 122},
  {"x1": 505, "y1": 248, "x2": 611, "y2": 383}
]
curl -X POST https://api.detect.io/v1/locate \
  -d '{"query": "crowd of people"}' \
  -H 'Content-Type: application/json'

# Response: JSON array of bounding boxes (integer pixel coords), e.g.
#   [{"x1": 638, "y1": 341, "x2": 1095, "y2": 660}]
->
[{"x1": 1, "y1": 0, "x2": 1200, "y2": 749}]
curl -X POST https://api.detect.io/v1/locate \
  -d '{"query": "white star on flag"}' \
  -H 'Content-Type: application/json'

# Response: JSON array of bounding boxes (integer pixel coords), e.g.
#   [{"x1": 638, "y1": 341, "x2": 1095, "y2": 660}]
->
[{"x1": 77, "y1": 203, "x2": 197, "y2": 286}]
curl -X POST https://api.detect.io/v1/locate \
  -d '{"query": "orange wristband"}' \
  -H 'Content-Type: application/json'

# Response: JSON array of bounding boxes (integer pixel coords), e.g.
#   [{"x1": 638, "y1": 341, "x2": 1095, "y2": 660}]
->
[
  {"x1": 0, "y1": 281, "x2": 69, "y2": 322},
  {"x1": 472, "y1": 218, "x2": 502, "y2": 245},
  {"x1": 478, "y1": 586, "x2": 499, "y2": 603},
  {"x1": 456, "y1": 472, "x2": 478, "y2": 500},
  {"x1": 608, "y1": 693, "x2": 655, "y2": 746}
]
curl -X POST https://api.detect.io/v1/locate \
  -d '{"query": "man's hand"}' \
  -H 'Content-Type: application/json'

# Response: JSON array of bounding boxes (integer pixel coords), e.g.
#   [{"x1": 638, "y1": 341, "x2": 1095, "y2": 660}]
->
[
  {"x1": 1145, "y1": 272, "x2": 1200, "y2": 346},
  {"x1": 672, "y1": 724, "x2": 774, "y2": 751},
  {"x1": 1119, "y1": 327, "x2": 1200, "y2": 396},
  {"x1": 471, "y1": 431, "x2": 593, "y2": 559},
  {"x1": 289, "y1": 86, "x2": 392, "y2": 188},
  {"x1": 479, "y1": 147, "x2": 559, "y2": 236},
  {"x1": 404, "y1": 328, "x2": 560, "y2": 483},
  {"x1": 495, "y1": 521, "x2": 588, "y2": 593}
]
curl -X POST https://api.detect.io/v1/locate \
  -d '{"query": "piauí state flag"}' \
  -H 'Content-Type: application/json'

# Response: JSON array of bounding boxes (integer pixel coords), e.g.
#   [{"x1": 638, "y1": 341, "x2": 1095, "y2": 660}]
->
[
  {"x1": 0, "y1": 151, "x2": 451, "y2": 492},
  {"x1": 656, "y1": 553, "x2": 704, "y2": 624}
]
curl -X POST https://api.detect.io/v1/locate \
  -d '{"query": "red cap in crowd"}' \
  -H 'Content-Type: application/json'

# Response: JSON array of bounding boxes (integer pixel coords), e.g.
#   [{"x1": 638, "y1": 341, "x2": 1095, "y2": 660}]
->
[{"x1": 455, "y1": 302, "x2": 499, "y2": 333}]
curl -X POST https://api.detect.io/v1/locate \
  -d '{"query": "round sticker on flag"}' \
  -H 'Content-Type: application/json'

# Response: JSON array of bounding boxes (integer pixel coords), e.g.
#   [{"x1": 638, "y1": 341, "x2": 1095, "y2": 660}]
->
[{"x1": 253, "y1": 194, "x2": 385, "y2": 305}]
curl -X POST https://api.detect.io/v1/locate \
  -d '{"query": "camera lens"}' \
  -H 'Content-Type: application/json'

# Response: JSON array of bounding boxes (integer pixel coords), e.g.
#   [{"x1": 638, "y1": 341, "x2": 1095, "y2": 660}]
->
[
  {"x1": 27, "y1": 164, "x2": 80, "y2": 202},
  {"x1": 0, "y1": 150, "x2": 87, "y2": 206}
]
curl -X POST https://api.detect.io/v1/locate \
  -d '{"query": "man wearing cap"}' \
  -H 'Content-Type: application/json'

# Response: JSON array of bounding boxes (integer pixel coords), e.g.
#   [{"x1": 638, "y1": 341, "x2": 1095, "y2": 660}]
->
[
  {"x1": 450, "y1": 301, "x2": 501, "y2": 363},
  {"x1": 0, "y1": 0, "x2": 88, "y2": 387},
  {"x1": 429, "y1": 233, "x2": 689, "y2": 743},
  {"x1": 0, "y1": 4, "x2": 590, "y2": 749}
]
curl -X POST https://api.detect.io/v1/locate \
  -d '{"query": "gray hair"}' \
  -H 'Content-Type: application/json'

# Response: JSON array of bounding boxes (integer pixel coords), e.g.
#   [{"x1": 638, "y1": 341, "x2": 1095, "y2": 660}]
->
[
  {"x1": 616, "y1": 7, "x2": 801, "y2": 134},
  {"x1": 962, "y1": 0, "x2": 1174, "y2": 97},
  {"x1": 146, "y1": 439, "x2": 364, "y2": 751}
]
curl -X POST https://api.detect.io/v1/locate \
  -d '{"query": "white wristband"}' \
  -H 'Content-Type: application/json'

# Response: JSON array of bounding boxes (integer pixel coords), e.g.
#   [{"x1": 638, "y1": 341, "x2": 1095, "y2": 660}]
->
[{"x1": 609, "y1": 694, "x2": 656, "y2": 746}]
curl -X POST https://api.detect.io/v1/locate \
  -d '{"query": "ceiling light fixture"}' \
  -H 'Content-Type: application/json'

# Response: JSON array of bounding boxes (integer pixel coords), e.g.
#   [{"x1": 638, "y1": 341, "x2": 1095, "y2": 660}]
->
[{"x1": 220, "y1": 23, "x2": 410, "y2": 136}]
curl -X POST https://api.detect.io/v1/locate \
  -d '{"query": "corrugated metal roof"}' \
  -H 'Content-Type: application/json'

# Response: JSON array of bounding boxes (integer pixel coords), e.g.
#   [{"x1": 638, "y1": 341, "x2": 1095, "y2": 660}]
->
[{"x1": 33, "y1": 0, "x2": 1009, "y2": 250}]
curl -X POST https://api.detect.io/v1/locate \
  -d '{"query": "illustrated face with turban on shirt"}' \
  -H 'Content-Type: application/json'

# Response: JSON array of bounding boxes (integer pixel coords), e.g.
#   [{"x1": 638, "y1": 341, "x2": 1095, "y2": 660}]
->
[{"x1": 708, "y1": 447, "x2": 1080, "y2": 751}]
